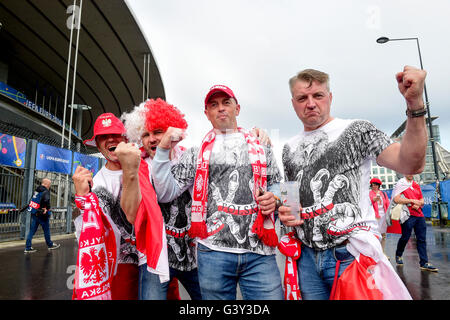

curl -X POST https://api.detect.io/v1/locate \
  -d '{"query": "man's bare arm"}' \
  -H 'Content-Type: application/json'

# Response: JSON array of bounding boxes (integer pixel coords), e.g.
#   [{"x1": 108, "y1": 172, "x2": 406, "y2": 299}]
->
[
  {"x1": 377, "y1": 66, "x2": 428, "y2": 174},
  {"x1": 116, "y1": 142, "x2": 142, "y2": 224}
]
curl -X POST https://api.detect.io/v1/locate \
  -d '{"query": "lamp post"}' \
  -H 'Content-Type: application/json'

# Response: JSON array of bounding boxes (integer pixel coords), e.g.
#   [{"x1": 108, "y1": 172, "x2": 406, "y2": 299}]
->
[{"x1": 376, "y1": 36, "x2": 444, "y2": 226}]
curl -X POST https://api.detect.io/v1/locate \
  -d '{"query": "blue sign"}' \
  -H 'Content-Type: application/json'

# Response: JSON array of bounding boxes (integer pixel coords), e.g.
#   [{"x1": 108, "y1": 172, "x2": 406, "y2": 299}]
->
[
  {"x1": 0, "y1": 81, "x2": 78, "y2": 137},
  {"x1": 0, "y1": 132, "x2": 27, "y2": 168},
  {"x1": 36, "y1": 143, "x2": 72, "y2": 174},
  {"x1": 421, "y1": 183, "x2": 437, "y2": 218},
  {"x1": 0, "y1": 82, "x2": 27, "y2": 105},
  {"x1": 72, "y1": 152, "x2": 99, "y2": 176}
]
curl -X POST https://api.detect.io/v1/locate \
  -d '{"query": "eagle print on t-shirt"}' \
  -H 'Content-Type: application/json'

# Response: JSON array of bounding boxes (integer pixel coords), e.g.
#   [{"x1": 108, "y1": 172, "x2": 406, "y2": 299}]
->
[{"x1": 282, "y1": 119, "x2": 392, "y2": 250}]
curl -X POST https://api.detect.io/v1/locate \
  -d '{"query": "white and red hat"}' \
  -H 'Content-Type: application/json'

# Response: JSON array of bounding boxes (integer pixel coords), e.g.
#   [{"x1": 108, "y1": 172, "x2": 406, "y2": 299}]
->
[
  {"x1": 204, "y1": 84, "x2": 238, "y2": 107},
  {"x1": 83, "y1": 113, "x2": 126, "y2": 147}
]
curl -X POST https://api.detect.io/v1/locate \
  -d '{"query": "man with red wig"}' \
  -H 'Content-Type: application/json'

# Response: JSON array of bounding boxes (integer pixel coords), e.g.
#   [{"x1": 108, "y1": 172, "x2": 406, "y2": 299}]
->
[
  {"x1": 122, "y1": 98, "x2": 202, "y2": 300},
  {"x1": 150, "y1": 85, "x2": 284, "y2": 300}
]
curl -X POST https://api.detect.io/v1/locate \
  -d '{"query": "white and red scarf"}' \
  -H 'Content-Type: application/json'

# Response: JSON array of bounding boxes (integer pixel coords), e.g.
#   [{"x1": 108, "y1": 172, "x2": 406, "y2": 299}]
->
[
  {"x1": 278, "y1": 232, "x2": 302, "y2": 300},
  {"x1": 189, "y1": 128, "x2": 278, "y2": 247},
  {"x1": 73, "y1": 192, "x2": 120, "y2": 300}
]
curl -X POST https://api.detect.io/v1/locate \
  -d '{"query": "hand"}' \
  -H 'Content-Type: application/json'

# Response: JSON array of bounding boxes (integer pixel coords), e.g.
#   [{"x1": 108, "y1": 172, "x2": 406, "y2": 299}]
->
[
  {"x1": 251, "y1": 127, "x2": 272, "y2": 146},
  {"x1": 72, "y1": 165, "x2": 93, "y2": 196},
  {"x1": 396, "y1": 65, "x2": 427, "y2": 109},
  {"x1": 158, "y1": 127, "x2": 186, "y2": 150},
  {"x1": 115, "y1": 142, "x2": 141, "y2": 174},
  {"x1": 412, "y1": 204, "x2": 420, "y2": 211},
  {"x1": 278, "y1": 205, "x2": 304, "y2": 227},
  {"x1": 256, "y1": 191, "x2": 277, "y2": 215}
]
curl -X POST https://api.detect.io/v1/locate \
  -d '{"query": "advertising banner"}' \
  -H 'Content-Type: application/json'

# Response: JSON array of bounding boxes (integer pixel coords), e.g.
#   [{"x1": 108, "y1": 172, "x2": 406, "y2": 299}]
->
[
  {"x1": 0, "y1": 132, "x2": 27, "y2": 168},
  {"x1": 72, "y1": 152, "x2": 99, "y2": 176},
  {"x1": 36, "y1": 143, "x2": 72, "y2": 174}
]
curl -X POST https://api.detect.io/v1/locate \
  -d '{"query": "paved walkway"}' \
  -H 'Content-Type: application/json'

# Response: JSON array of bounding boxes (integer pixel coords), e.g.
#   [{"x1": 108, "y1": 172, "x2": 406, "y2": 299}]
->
[{"x1": 0, "y1": 223, "x2": 448, "y2": 300}]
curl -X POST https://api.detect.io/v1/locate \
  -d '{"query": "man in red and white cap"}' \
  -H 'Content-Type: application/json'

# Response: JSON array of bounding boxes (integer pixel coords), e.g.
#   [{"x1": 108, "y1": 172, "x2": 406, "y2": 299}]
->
[
  {"x1": 72, "y1": 113, "x2": 164, "y2": 300},
  {"x1": 151, "y1": 85, "x2": 284, "y2": 300}
]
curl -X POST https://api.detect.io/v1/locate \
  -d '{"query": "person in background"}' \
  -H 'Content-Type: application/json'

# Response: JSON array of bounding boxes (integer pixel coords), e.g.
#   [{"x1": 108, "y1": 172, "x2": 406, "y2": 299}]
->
[
  {"x1": 24, "y1": 178, "x2": 60, "y2": 253},
  {"x1": 393, "y1": 175, "x2": 438, "y2": 272},
  {"x1": 369, "y1": 177, "x2": 389, "y2": 255}
]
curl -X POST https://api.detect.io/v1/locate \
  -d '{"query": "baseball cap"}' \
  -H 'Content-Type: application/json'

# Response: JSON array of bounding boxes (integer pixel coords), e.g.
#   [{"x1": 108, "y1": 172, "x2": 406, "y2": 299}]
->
[
  {"x1": 83, "y1": 113, "x2": 126, "y2": 146},
  {"x1": 204, "y1": 85, "x2": 238, "y2": 107},
  {"x1": 370, "y1": 178, "x2": 382, "y2": 185}
]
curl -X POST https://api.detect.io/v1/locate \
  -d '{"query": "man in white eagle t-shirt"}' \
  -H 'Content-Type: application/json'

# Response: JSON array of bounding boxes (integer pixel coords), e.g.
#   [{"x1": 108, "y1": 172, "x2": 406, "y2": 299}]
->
[
  {"x1": 279, "y1": 67, "x2": 428, "y2": 300},
  {"x1": 73, "y1": 113, "x2": 142, "y2": 299}
]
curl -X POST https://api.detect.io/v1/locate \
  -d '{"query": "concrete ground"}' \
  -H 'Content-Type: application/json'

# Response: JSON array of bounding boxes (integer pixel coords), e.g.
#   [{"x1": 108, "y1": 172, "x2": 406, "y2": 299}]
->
[{"x1": 0, "y1": 223, "x2": 448, "y2": 300}]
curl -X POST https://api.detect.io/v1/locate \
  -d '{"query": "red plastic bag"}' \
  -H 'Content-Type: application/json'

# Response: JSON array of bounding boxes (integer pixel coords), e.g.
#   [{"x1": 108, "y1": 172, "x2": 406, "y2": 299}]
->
[
  {"x1": 387, "y1": 219, "x2": 402, "y2": 234},
  {"x1": 330, "y1": 254, "x2": 383, "y2": 300}
]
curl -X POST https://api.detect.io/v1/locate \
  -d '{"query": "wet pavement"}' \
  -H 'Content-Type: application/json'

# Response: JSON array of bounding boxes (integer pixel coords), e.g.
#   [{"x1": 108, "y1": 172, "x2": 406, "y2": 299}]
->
[{"x1": 0, "y1": 223, "x2": 448, "y2": 300}]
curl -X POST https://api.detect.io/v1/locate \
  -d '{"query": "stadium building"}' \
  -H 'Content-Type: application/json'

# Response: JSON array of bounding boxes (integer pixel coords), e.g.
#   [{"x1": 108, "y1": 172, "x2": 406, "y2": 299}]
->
[{"x1": 0, "y1": 0, "x2": 165, "y2": 241}]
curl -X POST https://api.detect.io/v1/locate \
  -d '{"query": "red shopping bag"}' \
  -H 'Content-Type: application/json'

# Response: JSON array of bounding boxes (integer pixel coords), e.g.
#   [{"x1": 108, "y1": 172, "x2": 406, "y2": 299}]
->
[
  {"x1": 330, "y1": 254, "x2": 384, "y2": 300},
  {"x1": 387, "y1": 219, "x2": 402, "y2": 234}
]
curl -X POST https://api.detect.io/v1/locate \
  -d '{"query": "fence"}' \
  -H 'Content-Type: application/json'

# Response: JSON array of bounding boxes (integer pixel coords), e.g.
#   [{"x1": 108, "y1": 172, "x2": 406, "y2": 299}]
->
[{"x1": 0, "y1": 135, "x2": 102, "y2": 242}]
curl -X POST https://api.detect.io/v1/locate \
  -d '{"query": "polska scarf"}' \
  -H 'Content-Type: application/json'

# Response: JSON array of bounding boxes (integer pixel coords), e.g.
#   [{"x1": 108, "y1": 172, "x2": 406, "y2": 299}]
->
[
  {"x1": 278, "y1": 232, "x2": 302, "y2": 300},
  {"x1": 73, "y1": 192, "x2": 119, "y2": 300},
  {"x1": 189, "y1": 128, "x2": 278, "y2": 247}
]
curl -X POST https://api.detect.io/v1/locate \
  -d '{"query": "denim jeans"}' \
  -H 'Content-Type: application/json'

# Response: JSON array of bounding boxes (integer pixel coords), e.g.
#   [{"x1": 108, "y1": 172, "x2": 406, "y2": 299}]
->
[
  {"x1": 25, "y1": 214, "x2": 53, "y2": 250},
  {"x1": 196, "y1": 243, "x2": 284, "y2": 300},
  {"x1": 297, "y1": 243, "x2": 355, "y2": 300},
  {"x1": 138, "y1": 265, "x2": 202, "y2": 300},
  {"x1": 138, "y1": 264, "x2": 168, "y2": 300},
  {"x1": 396, "y1": 215, "x2": 428, "y2": 266},
  {"x1": 170, "y1": 267, "x2": 202, "y2": 300}
]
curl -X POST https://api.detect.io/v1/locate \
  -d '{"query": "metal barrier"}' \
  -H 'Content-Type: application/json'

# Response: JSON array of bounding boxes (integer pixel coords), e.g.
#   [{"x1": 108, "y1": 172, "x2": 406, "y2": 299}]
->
[{"x1": 0, "y1": 207, "x2": 73, "y2": 242}]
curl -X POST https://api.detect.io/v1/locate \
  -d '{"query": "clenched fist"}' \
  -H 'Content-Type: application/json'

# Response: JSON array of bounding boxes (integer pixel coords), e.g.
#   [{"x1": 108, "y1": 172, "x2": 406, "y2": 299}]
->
[
  {"x1": 158, "y1": 127, "x2": 186, "y2": 150},
  {"x1": 115, "y1": 141, "x2": 141, "y2": 174},
  {"x1": 72, "y1": 165, "x2": 93, "y2": 196},
  {"x1": 396, "y1": 66, "x2": 427, "y2": 109}
]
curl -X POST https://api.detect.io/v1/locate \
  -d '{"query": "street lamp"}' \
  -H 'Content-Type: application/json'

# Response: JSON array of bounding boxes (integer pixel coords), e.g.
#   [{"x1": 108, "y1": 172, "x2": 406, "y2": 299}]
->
[{"x1": 376, "y1": 36, "x2": 444, "y2": 226}]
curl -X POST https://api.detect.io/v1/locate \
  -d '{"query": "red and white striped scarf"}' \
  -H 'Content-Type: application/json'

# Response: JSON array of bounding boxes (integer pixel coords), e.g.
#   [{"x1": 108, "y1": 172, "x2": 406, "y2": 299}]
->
[
  {"x1": 189, "y1": 128, "x2": 277, "y2": 247},
  {"x1": 278, "y1": 232, "x2": 302, "y2": 300},
  {"x1": 73, "y1": 192, "x2": 119, "y2": 300}
]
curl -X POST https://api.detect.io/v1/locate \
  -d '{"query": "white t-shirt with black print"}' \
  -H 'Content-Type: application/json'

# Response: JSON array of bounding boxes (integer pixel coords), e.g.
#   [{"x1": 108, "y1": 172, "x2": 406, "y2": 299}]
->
[
  {"x1": 282, "y1": 118, "x2": 393, "y2": 250},
  {"x1": 91, "y1": 166, "x2": 139, "y2": 265},
  {"x1": 145, "y1": 146, "x2": 197, "y2": 272},
  {"x1": 153, "y1": 132, "x2": 282, "y2": 256}
]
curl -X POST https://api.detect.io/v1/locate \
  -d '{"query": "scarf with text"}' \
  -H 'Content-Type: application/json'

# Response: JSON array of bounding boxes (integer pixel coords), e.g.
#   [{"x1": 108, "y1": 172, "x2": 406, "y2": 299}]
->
[
  {"x1": 189, "y1": 128, "x2": 277, "y2": 247},
  {"x1": 278, "y1": 231, "x2": 302, "y2": 300},
  {"x1": 73, "y1": 192, "x2": 119, "y2": 300}
]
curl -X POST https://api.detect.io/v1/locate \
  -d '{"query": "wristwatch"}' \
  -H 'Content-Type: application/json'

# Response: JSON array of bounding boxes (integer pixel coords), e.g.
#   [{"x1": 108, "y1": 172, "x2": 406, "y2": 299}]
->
[{"x1": 406, "y1": 107, "x2": 427, "y2": 118}]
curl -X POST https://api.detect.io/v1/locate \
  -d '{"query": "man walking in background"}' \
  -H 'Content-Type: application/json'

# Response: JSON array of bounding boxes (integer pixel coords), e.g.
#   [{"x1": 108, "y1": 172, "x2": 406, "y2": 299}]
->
[{"x1": 24, "y1": 178, "x2": 60, "y2": 253}]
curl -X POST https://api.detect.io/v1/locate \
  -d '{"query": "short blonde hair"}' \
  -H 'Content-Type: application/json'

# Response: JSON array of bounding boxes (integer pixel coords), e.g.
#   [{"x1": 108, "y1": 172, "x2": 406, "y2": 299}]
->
[{"x1": 289, "y1": 69, "x2": 330, "y2": 94}]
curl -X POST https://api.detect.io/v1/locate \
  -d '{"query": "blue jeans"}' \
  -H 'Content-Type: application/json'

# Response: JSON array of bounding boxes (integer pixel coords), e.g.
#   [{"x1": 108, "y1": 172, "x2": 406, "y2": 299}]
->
[
  {"x1": 396, "y1": 215, "x2": 428, "y2": 266},
  {"x1": 138, "y1": 264, "x2": 168, "y2": 300},
  {"x1": 25, "y1": 214, "x2": 53, "y2": 250},
  {"x1": 138, "y1": 265, "x2": 202, "y2": 300},
  {"x1": 298, "y1": 244, "x2": 355, "y2": 300},
  {"x1": 196, "y1": 243, "x2": 284, "y2": 300}
]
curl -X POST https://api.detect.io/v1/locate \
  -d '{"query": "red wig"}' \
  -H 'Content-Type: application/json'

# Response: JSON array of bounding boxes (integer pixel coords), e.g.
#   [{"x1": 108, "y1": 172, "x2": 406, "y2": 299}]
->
[{"x1": 144, "y1": 98, "x2": 188, "y2": 132}]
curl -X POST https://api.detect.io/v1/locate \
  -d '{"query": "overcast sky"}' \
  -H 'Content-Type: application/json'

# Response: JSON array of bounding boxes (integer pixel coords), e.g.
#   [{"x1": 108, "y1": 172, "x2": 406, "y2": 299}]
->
[{"x1": 126, "y1": 0, "x2": 450, "y2": 170}]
